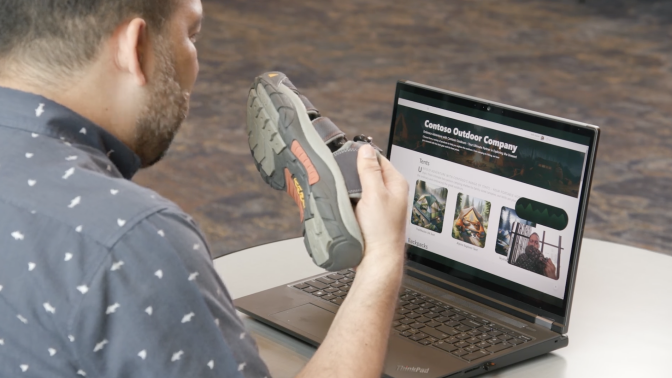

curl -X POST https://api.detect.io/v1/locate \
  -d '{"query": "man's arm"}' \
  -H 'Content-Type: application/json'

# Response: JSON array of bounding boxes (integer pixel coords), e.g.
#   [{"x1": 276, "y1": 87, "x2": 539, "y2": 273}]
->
[{"x1": 297, "y1": 144, "x2": 409, "y2": 378}]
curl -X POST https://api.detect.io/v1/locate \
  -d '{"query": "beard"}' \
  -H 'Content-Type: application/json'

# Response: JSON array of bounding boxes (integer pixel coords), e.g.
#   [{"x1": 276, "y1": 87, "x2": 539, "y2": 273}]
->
[{"x1": 133, "y1": 36, "x2": 190, "y2": 167}]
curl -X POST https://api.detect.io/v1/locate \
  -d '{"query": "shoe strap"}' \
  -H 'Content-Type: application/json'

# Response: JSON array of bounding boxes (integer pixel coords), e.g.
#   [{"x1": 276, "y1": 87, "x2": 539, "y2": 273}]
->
[
  {"x1": 333, "y1": 141, "x2": 383, "y2": 200},
  {"x1": 282, "y1": 77, "x2": 320, "y2": 118},
  {"x1": 312, "y1": 117, "x2": 346, "y2": 145}
]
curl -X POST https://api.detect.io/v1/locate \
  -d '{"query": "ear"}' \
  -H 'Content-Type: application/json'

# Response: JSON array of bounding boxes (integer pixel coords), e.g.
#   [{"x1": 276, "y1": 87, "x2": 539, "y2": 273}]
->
[{"x1": 115, "y1": 18, "x2": 149, "y2": 86}]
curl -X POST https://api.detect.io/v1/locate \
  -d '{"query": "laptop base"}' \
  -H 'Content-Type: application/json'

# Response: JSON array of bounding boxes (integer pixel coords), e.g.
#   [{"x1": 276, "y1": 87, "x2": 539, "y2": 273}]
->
[{"x1": 235, "y1": 272, "x2": 567, "y2": 378}]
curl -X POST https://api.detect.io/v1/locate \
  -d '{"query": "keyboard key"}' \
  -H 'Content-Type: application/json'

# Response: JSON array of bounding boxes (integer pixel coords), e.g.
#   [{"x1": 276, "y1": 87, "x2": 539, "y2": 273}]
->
[
  {"x1": 465, "y1": 345, "x2": 480, "y2": 352},
  {"x1": 392, "y1": 321, "x2": 401, "y2": 327},
  {"x1": 424, "y1": 312, "x2": 439, "y2": 319},
  {"x1": 435, "y1": 325, "x2": 459, "y2": 336},
  {"x1": 406, "y1": 313, "x2": 421, "y2": 319},
  {"x1": 445, "y1": 320, "x2": 461, "y2": 327},
  {"x1": 400, "y1": 318, "x2": 415, "y2": 325},
  {"x1": 518, "y1": 335, "x2": 533, "y2": 341},
  {"x1": 324, "y1": 287, "x2": 339, "y2": 293},
  {"x1": 341, "y1": 286, "x2": 351, "y2": 292},
  {"x1": 404, "y1": 304, "x2": 420, "y2": 311},
  {"x1": 456, "y1": 333, "x2": 471, "y2": 340},
  {"x1": 426, "y1": 336, "x2": 438, "y2": 343},
  {"x1": 422, "y1": 327, "x2": 450, "y2": 339},
  {"x1": 451, "y1": 315, "x2": 466, "y2": 321},
  {"x1": 444, "y1": 336, "x2": 459, "y2": 344},
  {"x1": 327, "y1": 274, "x2": 344, "y2": 280},
  {"x1": 434, "y1": 341, "x2": 458, "y2": 353},
  {"x1": 418, "y1": 339, "x2": 432, "y2": 346},
  {"x1": 455, "y1": 325, "x2": 472, "y2": 332},
  {"x1": 477, "y1": 334, "x2": 491, "y2": 340},
  {"x1": 508, "y1": 338, "x2": 525, "y2": 345},
  {"x1": 454, "y1": 341, "x2": 470, "y2": 348},
  {"x1": 410, "y1": 333, "x2": 427, "y2": 341},
  {"x1": 435, "y1": 316, "x2": 451, "y2": 323},
  {"x1": 307, "y1": 280, "x2": 328, "y2": 289},
  {"x1": 487, "y1": 337, "x2": 503, "y2": 345},
  {"x1": 401, "y1": 331, "x2": 414, "y2": 337},
  {"x1": 333, "y1": 291, "x2": 347, "y2": 297},
  {"x1": 486, "y1": 342, "x2": 513, "y2": 353},
  {"x1": 340, "y1": 277, "x2": 354, "y2": 284},
  {"x1": 477, "y1": 326, "x2": 491, "y2": 333},
  {"x1": 331, "y1": 282, "x2": 347, "y2": 288},
  {"x1": 415, "y1": 316, "x2": 431, "y2": 323},
  {"x1": 338, "y1": 269, "x2": 349, "y2": 274},
  {"x1": 303, "y1": 287, "x2": 318, "y2": 293},
  {"x1": 461, "y1": 320, "x2": 482, "y2": 329},
  {"x1": 330, "y1": 297, "x2": 344, "y2": 305},
  {"x1": 425, "y1": 320, "x2": 442, "y2": 328},
  {"x1": 322, "y1": 294, "x2": 336, "y2": 301},
  {"x1": 463, "y1": 350, "x2": 490, "y2": 361},
  {"x1": 429, "y1": 306, "x2": 442, "y2": 312},
  {"x1": 467, "y1": 330, "x2": 481, "y2": 336},
  {"x1": 451, "y1": 349, "x2": 469, "y2": 357},
  {"x1": 488, "y1": 331, "x2": 503, "y2": 337},
  {"x1": 410, "y1": 323, "x2": 425, "y2": 329},
  {"x1": 316, "y1": 277, "x2": 335, "y2": 285},
  {"x1": 395, "y1": 325, "x2": 410, "y2": 332},
  {"x1": 312, "y1": 290, "x2": 326, "y2": 297},
  {"x1": 466, "y1": 337, "x2": 481, "y2": 344},
  {"x1": 415, "y1": 308, "x2": 429, "y2": 315},
  {"x1": 393, "y1": 313, "x2": 404, "y2": 321},
  {"x1": 293, "y1": 283, "x2": 309, "y2": 289},
  {"x1": 440, "y1": 310, "x2": 456, "y2": 317},
  {"x1": 398, "y1": 300, "x2": 410, "y2": 307},
  {"x1": 476, "y1": 341, "x2": 491, "y2": 349},
  {"x1": 397, "y1": 308, "x2": 411, "y2": 315},
  {"x1": 500, "y1": 334, "x2": 513, "y2": 341},
  {"x1": 345, "y1": 273, "x2": 356, "y2": 279}
]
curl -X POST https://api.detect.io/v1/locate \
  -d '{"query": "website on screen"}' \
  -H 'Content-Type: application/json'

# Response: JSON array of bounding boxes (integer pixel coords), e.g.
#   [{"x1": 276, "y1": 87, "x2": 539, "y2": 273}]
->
[{"x1": 390, "y1": 98, "x2": 589, "y2": 299}]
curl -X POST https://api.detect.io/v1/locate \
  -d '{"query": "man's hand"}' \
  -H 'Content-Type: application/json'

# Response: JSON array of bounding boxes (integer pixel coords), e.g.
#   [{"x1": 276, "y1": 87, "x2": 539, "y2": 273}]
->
[
  {"x1": 544, "y1": 259, "x2": 558, "y2": 279},
  {"x1": 355, "y1": 144, "x2": 409, "y2": 259},
  {"x1": 296, "y1": 144, "x2": 408, "y2": 378}
]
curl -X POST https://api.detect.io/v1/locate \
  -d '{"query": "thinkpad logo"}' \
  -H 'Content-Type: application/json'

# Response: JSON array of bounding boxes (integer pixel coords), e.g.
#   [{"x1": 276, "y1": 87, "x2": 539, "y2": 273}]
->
[{"x1": 397, "y1": 365, "x2": 430, "y2": 374}]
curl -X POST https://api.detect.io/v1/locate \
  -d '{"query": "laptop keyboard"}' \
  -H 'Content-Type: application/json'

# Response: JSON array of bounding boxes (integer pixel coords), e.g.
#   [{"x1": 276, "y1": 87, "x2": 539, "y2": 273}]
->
[{"x1": 291, "y1": 269, "x2": 534, "y2": 362}]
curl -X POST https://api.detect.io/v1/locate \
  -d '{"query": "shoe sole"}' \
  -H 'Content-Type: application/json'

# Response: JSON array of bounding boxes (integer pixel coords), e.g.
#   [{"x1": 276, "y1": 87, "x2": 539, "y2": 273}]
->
[{"x1": 246, "y1": 72, "x2": 363, "y2": 270}]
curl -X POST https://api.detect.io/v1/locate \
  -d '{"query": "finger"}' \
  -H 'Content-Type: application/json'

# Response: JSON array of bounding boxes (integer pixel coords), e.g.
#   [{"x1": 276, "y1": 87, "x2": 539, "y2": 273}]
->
[{"x1": 357, "y1": 144, "x2": 385, "y2": 194}]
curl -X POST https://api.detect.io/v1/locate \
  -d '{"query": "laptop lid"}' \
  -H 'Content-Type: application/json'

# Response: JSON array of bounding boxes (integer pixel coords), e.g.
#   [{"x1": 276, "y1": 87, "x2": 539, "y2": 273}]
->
[{"x1": 386, "y1": 81, "x2": 599, "y2": 334}]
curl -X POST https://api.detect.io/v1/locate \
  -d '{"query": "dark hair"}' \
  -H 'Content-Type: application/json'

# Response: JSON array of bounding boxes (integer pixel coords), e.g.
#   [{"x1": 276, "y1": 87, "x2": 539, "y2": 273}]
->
[{"x1": 0, "y1": 0, "x2": 175, "y2": 80}]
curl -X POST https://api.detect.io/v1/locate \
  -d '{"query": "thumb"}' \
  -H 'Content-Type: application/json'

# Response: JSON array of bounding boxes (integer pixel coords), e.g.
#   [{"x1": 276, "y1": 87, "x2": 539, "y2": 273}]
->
[{"x1": 357, "y1": 144, "x2": 384, "y2": 194}]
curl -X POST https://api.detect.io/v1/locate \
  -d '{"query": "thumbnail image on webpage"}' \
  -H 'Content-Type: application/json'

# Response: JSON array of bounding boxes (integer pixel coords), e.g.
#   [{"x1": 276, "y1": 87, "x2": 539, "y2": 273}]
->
[
  {"x1": 411, "y1": 180, "x2": 448, "y2": 233},
  {"x1": 452, "y1": 193, "x2": 491, "y2": 248}
]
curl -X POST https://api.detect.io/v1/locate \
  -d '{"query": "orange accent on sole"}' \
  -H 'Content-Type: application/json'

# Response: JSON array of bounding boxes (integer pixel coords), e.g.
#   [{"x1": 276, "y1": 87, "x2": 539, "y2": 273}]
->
[
  {"x1": 285, "y1": 168, "x2": 305, "y2": 222},
  {"x1": 291, "y1": 141, "x2": 320, "y2": 185}
]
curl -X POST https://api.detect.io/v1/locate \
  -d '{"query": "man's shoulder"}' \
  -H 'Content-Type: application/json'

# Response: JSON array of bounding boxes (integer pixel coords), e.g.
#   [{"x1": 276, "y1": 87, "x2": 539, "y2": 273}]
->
[{"x1": 0, "y1": 140, "x2": 185, "y2": 249}]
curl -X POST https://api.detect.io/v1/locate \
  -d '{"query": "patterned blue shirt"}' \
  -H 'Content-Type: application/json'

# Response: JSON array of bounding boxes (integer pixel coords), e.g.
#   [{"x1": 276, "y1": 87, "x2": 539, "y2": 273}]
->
[{"x1": 0, "y1": 87, "x2": 270, "y2": 378}]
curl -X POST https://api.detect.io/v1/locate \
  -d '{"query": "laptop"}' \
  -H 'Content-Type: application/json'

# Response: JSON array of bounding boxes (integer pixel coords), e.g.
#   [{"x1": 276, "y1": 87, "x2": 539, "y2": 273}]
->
[{"x1": 234, "y1": 80, "x2": 600, "y2": 377}]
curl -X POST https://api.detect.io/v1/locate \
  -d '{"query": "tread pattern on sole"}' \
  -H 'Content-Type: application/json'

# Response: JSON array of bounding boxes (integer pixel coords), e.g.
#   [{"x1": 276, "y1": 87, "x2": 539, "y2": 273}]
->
[
  {"x1": 247, "y1": 88, "x2": 287, "y2": 179},
  {"x1": 247, "y1": 74, "x2": 363, "y2": 270}
]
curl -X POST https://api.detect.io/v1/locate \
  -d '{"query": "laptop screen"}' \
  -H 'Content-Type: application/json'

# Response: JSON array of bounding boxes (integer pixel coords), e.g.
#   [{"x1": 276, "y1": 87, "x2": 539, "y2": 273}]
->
[{"x1": 387, "y1": 81, "x2": 598, "y2": 319}]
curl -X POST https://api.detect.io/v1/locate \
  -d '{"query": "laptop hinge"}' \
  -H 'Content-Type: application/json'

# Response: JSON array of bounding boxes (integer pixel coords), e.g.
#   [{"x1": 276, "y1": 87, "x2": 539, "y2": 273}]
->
[{"x1": 535, "y1": 316, "x2": 554, "y2": 330}]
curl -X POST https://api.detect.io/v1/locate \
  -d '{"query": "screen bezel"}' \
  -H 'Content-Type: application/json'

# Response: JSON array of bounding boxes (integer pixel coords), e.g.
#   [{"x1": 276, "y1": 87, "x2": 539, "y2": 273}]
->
[{"x1": 387, "y1": 80, "x2": 599, "y2": 326}]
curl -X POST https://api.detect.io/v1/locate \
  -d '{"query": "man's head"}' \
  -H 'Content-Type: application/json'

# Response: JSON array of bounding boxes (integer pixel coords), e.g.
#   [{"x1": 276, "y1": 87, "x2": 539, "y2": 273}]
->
[
  {"x1": 0, "y1": 0, "x2": 203, "y2": 167},
  {"x1": 528, "y1": 233, "x2": 540, "y2": 248}
]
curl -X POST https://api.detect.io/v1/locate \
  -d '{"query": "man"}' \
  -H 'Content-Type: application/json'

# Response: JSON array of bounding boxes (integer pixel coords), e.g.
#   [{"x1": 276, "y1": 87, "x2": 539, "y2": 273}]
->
[
  {"x1": 513, "y1": 233, "x2": 558, "y2": 279},
  {"x1": 0, "y1": 1, "x2": 408, "y2": 377}
]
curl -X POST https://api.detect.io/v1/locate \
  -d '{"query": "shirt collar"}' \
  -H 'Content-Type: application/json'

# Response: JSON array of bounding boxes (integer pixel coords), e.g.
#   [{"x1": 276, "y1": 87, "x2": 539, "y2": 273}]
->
[{"x1": 0, "y1": 86, "x2": 141, "y2": 179}]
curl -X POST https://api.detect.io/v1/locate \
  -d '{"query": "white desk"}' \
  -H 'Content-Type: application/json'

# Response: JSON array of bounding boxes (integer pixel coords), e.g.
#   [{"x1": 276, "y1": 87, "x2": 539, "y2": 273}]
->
[{"x1": 214, "y1": 238, "x2": 672, "y2": 377}]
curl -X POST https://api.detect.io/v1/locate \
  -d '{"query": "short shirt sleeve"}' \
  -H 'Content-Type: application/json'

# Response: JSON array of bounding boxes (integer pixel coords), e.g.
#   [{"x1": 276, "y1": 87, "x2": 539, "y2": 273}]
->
[{"x1": 68, "y1": 209, "x2": 271, "y2": 378}]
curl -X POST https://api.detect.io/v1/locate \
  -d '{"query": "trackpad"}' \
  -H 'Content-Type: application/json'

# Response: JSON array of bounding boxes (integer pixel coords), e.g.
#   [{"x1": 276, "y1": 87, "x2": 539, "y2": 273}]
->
[{"x1": 270, "y1": 303, "x2": 335, "y2": 341}]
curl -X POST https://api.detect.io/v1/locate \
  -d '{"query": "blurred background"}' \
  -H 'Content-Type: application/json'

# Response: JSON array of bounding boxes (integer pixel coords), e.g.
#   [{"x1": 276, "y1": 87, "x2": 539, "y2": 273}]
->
[{"x1": 134, "y1": 0, "x2": 672, "y2": 258}]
